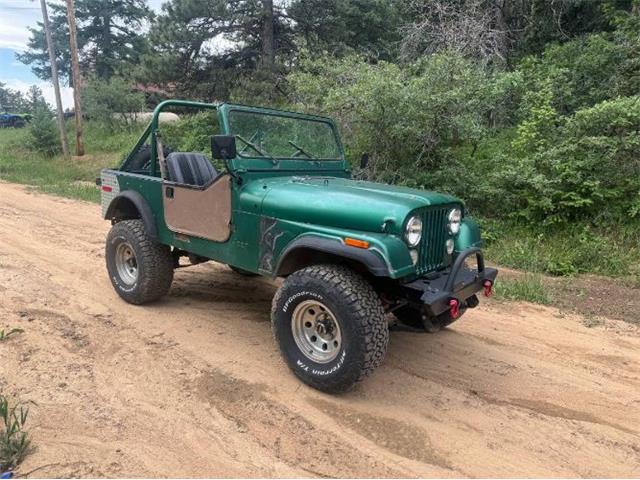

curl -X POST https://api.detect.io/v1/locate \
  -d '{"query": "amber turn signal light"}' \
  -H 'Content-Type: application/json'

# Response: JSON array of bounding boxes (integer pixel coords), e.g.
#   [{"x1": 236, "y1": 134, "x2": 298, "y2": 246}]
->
[{"x1": 344, "y1": 237, "x2": 369, "y2": 249}]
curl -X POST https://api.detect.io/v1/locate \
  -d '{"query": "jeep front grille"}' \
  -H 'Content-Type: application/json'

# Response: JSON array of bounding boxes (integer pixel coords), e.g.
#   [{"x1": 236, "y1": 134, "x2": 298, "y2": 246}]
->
[{"x1": 415, "y1": 206, "x2": 454, "y2": 275}]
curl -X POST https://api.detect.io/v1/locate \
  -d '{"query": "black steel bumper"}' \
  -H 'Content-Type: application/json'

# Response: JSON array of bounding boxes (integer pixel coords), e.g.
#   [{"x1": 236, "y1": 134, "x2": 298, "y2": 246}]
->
[{"x1": 401, "y1": 247, "x2": 498, "y2": 317}]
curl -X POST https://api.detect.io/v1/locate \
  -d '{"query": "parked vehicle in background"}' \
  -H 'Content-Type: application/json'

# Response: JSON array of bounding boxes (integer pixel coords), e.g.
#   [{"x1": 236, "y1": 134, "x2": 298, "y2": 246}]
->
[{"x1": 0, "y1": 112, "x2": 30, "y2": 128}]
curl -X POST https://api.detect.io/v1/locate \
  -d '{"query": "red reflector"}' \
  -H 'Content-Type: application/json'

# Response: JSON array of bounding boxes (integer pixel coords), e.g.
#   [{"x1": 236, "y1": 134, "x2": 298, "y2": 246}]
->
[
  {"x1": 483, "y1": 280, "x2": 493, "y2": 297},
  {"x1": 102, "y1": 185, "x2": 112, "y2": 192},
  {"x1": 449, "y1": 299, "x2": 460, "y2": 319}
]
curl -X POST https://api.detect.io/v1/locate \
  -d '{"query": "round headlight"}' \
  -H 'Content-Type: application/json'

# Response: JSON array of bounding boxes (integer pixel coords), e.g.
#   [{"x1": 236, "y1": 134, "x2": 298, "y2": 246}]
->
[
  {"x1": 405, "y1": 216, "x2": 422, "y2": 247},
  {"x1": 448, "y1": 208, "x2": 462, "y2": 235},
  {"x1": 446, "y1": 238, "x2": 455, "y2": 255}
]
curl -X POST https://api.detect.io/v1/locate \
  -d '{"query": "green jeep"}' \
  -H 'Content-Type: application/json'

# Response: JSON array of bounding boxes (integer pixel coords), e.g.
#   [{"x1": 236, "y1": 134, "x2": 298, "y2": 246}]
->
[{"x1": 100, "y1": 100, "x2": 497, "y2": 393}]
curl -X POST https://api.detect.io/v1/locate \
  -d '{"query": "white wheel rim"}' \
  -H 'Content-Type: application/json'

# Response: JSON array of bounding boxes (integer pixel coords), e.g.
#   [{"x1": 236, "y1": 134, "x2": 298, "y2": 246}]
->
[
  {"x1": 291, "y1": 300, "x2": 342, "y2": 364},
  {"x1": 115, "y1": 242, "x2": 138, "y2": 285}
]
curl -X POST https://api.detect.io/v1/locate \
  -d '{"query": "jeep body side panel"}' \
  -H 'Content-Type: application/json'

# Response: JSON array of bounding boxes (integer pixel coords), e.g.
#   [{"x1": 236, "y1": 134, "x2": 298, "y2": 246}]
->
[
  {"x1": 103, "y1": 168, "x2": 265, "y2": 272},
  {"x1": 163, "y1": 175, "x2": 232, "y2": 242}
]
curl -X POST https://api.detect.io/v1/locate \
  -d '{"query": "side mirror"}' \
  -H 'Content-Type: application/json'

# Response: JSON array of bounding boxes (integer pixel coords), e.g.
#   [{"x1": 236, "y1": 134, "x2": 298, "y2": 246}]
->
[
  {"x1": 211, "y1": 135, "x2": 237, "y2": 160},
  {"x1": 360, "y1": 152, "x2": 369, "y2": 169}
]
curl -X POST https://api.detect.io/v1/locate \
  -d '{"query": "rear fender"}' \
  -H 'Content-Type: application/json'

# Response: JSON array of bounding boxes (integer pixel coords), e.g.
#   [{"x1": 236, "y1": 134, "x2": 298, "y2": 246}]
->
[{"x1": 104, "y1": 190, "x2": 158, "y2": 240}]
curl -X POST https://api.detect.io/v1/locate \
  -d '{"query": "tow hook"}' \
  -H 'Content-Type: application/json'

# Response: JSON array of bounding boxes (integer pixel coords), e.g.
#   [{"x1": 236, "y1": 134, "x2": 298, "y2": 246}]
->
[
  {"x1": 483, "y1": 280, "x2": 493, "y2": 297},
  {"x1": 449, "y1": 298, "x2": 460, "y2": 319}
]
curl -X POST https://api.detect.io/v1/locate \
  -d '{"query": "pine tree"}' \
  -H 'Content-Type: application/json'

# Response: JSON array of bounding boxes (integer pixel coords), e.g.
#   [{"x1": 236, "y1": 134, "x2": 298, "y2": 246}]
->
[
  {"x1": 138, "y1": 0, "x2": 294, "y2": 99},
  {"x1": 17, "y1": 0, "x2": 152, "y2": 84}
]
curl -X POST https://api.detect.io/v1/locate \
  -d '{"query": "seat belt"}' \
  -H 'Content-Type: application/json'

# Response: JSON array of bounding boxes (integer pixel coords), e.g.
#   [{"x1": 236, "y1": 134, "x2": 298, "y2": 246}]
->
[{"x1": 156, "y1": 136, "x2": 168, "y2": 179}]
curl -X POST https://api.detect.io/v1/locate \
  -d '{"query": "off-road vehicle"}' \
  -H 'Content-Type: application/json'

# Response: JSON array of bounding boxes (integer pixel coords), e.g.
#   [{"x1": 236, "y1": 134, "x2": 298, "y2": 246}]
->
[{"x1": 99, "y1": 100, "x2": 498, "y2": 393}]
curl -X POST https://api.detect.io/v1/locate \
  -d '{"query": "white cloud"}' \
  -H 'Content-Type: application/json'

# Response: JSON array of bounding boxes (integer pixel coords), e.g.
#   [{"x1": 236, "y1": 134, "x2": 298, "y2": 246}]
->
[
  {"x1": 0, "y1": 7, "x2": 40, "y2": 51},
  {"x1": 0, "y1": 24, "x2": 32, "y2": 51},
  {"x1": 2, "y1": 77, "x2": 74, "y2": 110},
  {"x1": 0, "y1": 0, "x2": 165, "y2": 52}
]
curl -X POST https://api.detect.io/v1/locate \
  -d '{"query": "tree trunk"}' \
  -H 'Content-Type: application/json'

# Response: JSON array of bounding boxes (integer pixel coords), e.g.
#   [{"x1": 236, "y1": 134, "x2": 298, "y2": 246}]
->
[
  {"x1": 259, "y1": 0, "x2": 275, "y2": 70},
  {"x1": 65, "y1": 0, "x2": 84, "y2": 156},
  {"x1": 102, "y1": 14, "x2": 112, "y2": 79},
  {"x1": 39, "y1": 0, "x2": 69, "y2": 157}
]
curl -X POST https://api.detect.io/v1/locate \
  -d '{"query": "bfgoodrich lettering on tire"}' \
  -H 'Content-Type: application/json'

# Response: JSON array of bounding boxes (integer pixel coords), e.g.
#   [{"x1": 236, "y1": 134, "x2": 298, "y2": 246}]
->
[
  {"x1": 271, "y1": 264, "x2": 389, "y2": 393},
  {"x1": 106, "y1": 219, "x2": 174, "y2": 304}
]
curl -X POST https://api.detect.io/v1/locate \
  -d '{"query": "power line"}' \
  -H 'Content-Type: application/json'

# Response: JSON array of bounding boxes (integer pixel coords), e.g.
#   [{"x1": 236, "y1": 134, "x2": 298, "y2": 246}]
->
[{"x1": 0, "y1": 6, "x2": 40, "y2": 10}]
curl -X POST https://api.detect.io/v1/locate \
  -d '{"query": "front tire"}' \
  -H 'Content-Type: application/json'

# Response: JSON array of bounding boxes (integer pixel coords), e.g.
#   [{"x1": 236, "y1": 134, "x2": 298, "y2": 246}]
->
[
  {"x1": 106, "y1": 219, "x2": 174, "y2": 304},
  {"x1": 272, "y1": 264, "x2": 389, "y2": 393}
]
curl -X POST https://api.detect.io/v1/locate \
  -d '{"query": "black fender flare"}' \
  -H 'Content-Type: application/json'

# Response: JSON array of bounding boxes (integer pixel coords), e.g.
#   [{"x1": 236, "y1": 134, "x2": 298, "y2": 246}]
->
[
  {"x1": 104, "y1": 190, "x2": 158, "y2": 240},
  {"x1": 275, "y1": 235, "x2": 390, "y2": 277}
]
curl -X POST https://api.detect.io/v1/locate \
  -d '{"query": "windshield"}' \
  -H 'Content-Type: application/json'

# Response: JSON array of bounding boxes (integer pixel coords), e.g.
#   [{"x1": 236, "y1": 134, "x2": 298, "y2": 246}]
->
[{"x1": 228, "y1": 110, "x2": 342, "y2": 160}]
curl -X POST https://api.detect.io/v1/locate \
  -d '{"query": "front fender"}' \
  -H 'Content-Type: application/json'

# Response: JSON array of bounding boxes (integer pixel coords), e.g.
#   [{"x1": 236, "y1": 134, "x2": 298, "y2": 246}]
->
[
  {"x1": 454, "y1": 217, "x2": 483, "y2": 253},
  {"x1": 264, "y1": 219, "x2": 414, "y2": 279}
]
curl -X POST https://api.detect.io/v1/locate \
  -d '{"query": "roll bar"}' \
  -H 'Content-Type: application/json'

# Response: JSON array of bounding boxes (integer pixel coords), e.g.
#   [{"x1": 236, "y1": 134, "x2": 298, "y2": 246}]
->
[{"x1": 120, "y1": 99, "x2": 219, "y2": 176}]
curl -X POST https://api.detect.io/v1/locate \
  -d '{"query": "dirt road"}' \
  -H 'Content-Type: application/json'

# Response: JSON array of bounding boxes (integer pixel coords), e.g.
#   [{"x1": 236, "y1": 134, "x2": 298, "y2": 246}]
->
[{"x1": 1, "y1": 181, "x2": 639, "y2": 478}]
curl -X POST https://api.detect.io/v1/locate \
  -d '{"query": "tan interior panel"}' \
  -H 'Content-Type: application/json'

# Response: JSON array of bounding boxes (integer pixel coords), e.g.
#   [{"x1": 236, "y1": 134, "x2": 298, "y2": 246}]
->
[{"x1": 163, "y1": 175, "x2": 232, "y2": 242}]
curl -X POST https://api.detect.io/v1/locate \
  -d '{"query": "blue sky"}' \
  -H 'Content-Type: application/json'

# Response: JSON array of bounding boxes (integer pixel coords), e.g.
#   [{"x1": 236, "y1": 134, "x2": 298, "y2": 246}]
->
[{"x1": 0, "y1": 0, "x2": 164, "y2": 108}]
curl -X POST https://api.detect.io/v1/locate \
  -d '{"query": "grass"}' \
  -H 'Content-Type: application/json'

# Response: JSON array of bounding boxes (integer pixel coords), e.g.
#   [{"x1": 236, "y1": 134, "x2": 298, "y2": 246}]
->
[
  {"x1": 582, "y1": 316, "x2": 605, "y2": 328},
  {"x1": 493, "y1": 274, "x2": 552, "y2": 305},
  {"x1": 0, "y1": 121, "x2": 143, "y2": 203},
  {"x1": 0, "y1": 328, "x2": 23, "y2": 342},
  {"x1": 482, "y1": 219, "x2": 640, "y2": 281},
  {"x1": 0, "y1": 395, "x2": 32, "y2": 473}
]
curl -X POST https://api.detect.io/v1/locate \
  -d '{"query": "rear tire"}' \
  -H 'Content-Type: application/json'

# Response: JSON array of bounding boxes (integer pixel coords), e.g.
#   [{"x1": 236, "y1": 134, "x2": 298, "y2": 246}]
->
[
  {"x1": 106, "y1": 219, "x2": 174, "y2": 304},
  {"x1": 272, "y1": 264, "x2": 389, "y2": 393}
]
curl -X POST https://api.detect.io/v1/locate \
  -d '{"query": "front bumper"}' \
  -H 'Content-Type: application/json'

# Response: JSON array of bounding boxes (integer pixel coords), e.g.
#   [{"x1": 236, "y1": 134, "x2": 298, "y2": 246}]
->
[{"x1": 401, "y1": 247, "x2": 498, "y2": 317}]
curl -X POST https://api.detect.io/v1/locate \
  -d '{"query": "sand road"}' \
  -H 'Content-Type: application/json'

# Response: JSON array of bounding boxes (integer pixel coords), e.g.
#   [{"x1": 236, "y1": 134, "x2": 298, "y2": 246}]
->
[{"x1": 1, "y1": 182, "x2": 639, "y2": 478}]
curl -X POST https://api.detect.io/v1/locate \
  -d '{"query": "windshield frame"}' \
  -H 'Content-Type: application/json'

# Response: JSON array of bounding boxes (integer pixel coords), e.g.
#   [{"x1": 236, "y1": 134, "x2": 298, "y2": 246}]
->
[{"x1": 219, "y1": 103, "x2": 348, "y2": 172}]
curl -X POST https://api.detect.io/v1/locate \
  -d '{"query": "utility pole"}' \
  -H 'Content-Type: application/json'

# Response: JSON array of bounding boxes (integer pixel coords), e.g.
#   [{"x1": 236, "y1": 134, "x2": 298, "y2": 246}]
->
[
  {"x1": 38, "y1": 0, "x2": 69, "y2": 157},
  {"x1": 65, "y1": 0, "x2": 84, "y2": 156}
]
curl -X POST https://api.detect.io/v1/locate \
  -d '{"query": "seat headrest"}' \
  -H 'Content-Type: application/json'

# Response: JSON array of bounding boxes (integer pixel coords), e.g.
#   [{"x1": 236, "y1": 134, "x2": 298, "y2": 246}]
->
[{"x1": 166, "y1": 152, "x2": 217, "y2": 186}]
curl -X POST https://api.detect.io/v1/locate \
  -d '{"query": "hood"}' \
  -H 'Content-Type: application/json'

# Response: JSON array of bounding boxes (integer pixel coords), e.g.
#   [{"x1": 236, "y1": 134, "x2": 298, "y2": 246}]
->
[{"x1": 254, "y1": 176, "x2": 460, "y2": 234}]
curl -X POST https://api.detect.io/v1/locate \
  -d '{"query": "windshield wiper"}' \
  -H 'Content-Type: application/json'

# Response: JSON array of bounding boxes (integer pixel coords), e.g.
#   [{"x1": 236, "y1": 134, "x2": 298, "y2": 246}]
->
[
  {"x1": 288, "y1": 141, "x2": 315, "y2": 159},
  {"x1": 236, "y1": 134, "x2": 268, "y2": 156},
  {"x1": 238, "y1": 131, "x2": 260, "y2": 155},
  {"x1": 235, "y1": 134, "x2": 276, "y2": 163}
]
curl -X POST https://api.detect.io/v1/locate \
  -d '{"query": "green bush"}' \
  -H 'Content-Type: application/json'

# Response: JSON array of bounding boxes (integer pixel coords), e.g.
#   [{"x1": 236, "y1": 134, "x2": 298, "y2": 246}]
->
[
  {"x1": 498, "y1": 10, "x2": 640, "y2": 224},
  {"x1": 160, "y1": 111, "x2": 220, "y2": 154},
  {"x1": 28, "y1": 106, "x2": 61, "y2": 157},
  {"x1": 288, "y1": 52, "x2": 502, "y2": 178},
  {"x1": 160, "y1": 111, "x2": 224, "y2": 170},
  {"x1": 285, "y1": 9, "x2": 640, "y2": 230},
  {"x1": 83, "y1": 76, "x2": 146, "y2": 128},
  {"x1": 503, "y1": 95, "x2": 640, "y2": 224}
]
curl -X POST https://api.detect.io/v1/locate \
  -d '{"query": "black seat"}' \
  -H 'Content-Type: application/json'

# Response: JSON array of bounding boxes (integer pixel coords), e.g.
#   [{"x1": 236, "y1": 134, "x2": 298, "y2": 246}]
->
[{"x1": 165, "y1": 152, "x2": 217, "y2": 186}]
